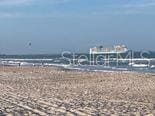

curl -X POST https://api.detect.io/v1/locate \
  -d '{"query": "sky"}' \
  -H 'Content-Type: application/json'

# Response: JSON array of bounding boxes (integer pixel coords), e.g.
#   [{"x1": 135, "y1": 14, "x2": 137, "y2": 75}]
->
[{"x1": 0, "y1": 0, "x2": 155, "y2": 54}]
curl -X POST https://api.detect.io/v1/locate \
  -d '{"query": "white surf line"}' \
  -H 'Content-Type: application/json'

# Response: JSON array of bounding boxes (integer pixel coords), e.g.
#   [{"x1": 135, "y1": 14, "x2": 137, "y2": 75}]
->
[
  {"x1": 1, "y1": 58, "x2": 53, "y2": 61},
  {"x1": 112, "y1": 58, "x2": 155, "y2": 61}
]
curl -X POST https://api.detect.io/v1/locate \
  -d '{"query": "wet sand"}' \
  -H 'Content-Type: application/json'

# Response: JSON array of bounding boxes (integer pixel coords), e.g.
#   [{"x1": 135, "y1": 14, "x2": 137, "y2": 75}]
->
[{"x1": 0, "y1": 66, "x2": 155, "y2": 116}]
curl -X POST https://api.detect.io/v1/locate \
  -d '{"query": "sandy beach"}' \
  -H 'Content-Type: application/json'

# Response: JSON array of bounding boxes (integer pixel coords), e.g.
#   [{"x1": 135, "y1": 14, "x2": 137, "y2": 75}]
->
[{"x1": 0, "y1": 66, "x2": 155, "y2": 116}]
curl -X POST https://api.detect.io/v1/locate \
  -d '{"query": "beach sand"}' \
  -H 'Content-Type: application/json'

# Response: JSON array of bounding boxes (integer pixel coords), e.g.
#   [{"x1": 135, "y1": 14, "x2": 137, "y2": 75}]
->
[{"x1": 0, "y1": 66, "x2": 155, "y2": 116}]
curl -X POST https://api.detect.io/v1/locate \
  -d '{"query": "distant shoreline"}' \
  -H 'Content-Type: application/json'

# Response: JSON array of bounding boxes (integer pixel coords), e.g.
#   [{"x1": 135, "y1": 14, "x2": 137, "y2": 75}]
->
[{"x1": 0, "y1": 65, "x2": 151, "y2": 75}]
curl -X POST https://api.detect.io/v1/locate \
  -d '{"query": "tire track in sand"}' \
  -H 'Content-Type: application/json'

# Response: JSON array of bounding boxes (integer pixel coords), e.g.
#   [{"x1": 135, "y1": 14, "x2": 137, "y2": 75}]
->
[{"x1": 0, "y1": 93, "x2": 90, "y2": 116}]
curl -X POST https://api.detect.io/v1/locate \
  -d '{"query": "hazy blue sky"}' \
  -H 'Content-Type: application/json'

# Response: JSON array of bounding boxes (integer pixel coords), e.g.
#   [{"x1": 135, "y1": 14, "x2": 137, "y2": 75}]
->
[{"x1": 0, "y1": 0, "x2": 155, "y2": 54}]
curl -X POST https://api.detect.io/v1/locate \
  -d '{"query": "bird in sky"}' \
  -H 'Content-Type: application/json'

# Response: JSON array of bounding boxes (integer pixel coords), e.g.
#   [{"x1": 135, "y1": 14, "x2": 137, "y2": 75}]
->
[{"x1": 28, "y1": 42, "x2": 32, "y2": 46}]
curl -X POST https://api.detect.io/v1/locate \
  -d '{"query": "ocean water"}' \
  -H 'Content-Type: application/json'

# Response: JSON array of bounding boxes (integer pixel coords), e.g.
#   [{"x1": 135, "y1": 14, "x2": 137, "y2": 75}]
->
[{"x1": 1, "y1": 51, "x2": 155, "y2": 73}]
